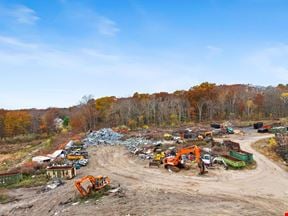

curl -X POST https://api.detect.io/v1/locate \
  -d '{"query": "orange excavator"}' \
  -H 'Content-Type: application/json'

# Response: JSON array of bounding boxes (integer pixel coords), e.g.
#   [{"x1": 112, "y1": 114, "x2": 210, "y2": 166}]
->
[
  {"x1": 74, "y1": 175, "x2": 111, "y2": 197},
  {"x1": 163, "y1": 145, "x2": 205, "y2": 174}
]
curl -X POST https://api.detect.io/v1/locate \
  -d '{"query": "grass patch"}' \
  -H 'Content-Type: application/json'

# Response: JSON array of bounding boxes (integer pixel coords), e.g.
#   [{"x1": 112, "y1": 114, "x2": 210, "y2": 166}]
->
[
  {"x1": 0, "y1": 189, "x2": 16, "y2": 204},
  {"x1": 0, "y1": 174, "x2": 48, "y2": 189},
  {"x1": 0, "y1": 134, "x2": 49, "y2": 145},
  {"x1": 0, "y1": 193, "x2": 10, "y2": 204},
  {"x1": 75, "y1": 185, "x2": 111, "y2": 203},
  {"x1": 252, "y1": 138, "x2": 288, "y2": 172},
  {"x1": 232, "y1": 120, "x2": 254, "y2": 128},
  {"x1": 0, "y1": 137, "x2": 54, "y2": 172},
  {"x1": 244, "y1": 160, "x2": 257, "y2": 170}
]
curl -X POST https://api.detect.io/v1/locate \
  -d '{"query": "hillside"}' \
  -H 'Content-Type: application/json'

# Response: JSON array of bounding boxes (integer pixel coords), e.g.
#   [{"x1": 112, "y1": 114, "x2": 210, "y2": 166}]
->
[{"x1": 1, "y1": 83, "x2": 288, "y2": 139}]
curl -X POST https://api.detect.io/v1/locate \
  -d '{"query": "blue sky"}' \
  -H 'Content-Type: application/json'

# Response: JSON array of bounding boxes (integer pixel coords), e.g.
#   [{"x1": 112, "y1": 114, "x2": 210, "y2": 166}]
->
[{"x1": 1, "y1": 0, "x2": 288, "y2": 109}]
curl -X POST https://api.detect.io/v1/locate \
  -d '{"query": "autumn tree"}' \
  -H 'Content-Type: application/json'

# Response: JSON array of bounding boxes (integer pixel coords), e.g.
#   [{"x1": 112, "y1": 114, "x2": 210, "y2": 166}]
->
[
  {"x1": 4, "y1": 111, "x2": 32, "y2": 137},
  {"x1": 3, "y1": 84, "x2": 288, "y2": 134},
  {"x1": 246, "y1": 99, "x2": 255, "y2": 118},
  {"x1": 263, "y1": 87, "x2": 283, "y2": 118},
  {"x1": 280, "y1": 92, "x2": 288, "y2": 105},
  {"x1": 0, "y1": 109, "x2": 6, "y2": 139},
  {"x1": 253, "y1": 93, "x2": 264, "y2": 118},
  {"x1": 70, "y1": 110, "x2": 87, "y2": 132},
  {"x1": 79, "y1": 95, "x2": 97, "y2": 130},
  {"x1": 95, "y1": 96, "x2": 116, "y2": 124},
  {"x1": 42, "y1": 108, "x2": 59, "y2": 134},
  {"x1": 187, "y1": 82, "x2": 217, "y2": 122}
]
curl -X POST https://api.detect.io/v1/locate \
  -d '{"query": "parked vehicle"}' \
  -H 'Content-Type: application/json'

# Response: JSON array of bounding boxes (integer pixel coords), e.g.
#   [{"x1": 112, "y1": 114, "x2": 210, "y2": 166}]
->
[{"x1": 201, "y1": 154, "x2": 228, "y2": 170}]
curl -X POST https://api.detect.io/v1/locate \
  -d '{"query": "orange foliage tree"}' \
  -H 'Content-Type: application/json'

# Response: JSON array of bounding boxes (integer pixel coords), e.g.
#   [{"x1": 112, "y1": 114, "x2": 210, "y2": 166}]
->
[
  {"x1": 95, "y1": 96, "x2": 116, "y2": 124},
  {"x1": 0, "y1": 109, "x2": 6, "y2": 139},
  {"x1": 4, "y1": 111, "x2": 32, "y2": 137},
  {"x1": 187, "y1": 82, "x2": 217, "y2": 122}
]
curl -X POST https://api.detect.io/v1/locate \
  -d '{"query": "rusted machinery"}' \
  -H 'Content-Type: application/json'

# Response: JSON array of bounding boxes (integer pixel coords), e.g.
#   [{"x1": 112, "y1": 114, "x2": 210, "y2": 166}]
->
[
  {"x1": 74, "y1": 175, "x2": 110, "y2": 196},
  {"x1": 163, "y1": 145, "x2": 204, "y2": 174},
  {"x1": 149, "y1": 149, "x2": 165, "y2": 168}
]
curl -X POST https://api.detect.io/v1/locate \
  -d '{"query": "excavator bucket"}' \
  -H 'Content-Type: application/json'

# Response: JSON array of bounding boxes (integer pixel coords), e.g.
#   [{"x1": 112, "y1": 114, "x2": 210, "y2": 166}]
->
[{"x1": 165, "y1": 164, "x2": 180, "y2": 172}]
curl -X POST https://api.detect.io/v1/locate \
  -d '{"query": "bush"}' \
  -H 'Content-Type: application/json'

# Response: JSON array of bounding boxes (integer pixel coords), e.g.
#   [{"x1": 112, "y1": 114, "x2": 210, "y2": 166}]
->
[
  {"x1": 2, "y1": 174, "x2": 48, "y2": 189},
  {"x1": 268, "y1": 137, "x2": 277, "y2": 149},
  {"x1": 0, "y1": 134, "x2": 45, "y2": 144},
  {"x1": 76, "y1": 185, "x2": 111, "y2": 202},
  {"x1": 0, "y1": 193, "x2": 10, "y2": 204},
  {"x1": 20, "y1": 166, "x2": 35, "y2": 175},
  {"x1": 19, "y1": 161, "x2": 47, "y2": 175}
]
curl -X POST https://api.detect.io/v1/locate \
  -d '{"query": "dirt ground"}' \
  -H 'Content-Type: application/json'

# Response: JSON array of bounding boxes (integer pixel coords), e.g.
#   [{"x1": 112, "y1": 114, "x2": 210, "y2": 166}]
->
[
  {"x1": 1, "y1": 132, "x2": 288, "y2": 216},
  {"x1": 251, "y1": 137, "x2": 288, "y2": 172}
]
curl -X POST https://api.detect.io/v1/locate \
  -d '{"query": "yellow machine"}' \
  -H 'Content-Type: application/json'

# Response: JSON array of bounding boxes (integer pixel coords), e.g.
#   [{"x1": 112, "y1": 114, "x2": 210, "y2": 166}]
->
[
  {"x1": 149, "y1": 150, "x2": 165, "y2": 167},
  {"x1": 67, "y1": 154, "x2": 84, "y2": 160},
  {"x1": 154, "y1": 152, "x2": 165, "y2": 161}
]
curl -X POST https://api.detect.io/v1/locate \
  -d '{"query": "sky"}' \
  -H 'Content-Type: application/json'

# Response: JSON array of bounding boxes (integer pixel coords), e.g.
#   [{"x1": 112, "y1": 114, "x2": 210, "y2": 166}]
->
[{"x1": 1, "y1": 0, "x2": 288, "y2": 109}]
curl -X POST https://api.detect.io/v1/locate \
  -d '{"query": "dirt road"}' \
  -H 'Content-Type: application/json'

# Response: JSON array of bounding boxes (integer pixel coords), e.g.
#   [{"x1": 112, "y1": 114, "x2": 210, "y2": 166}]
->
[{"x1": 1, "y1": 132, "x2": 288, "y2": 216}]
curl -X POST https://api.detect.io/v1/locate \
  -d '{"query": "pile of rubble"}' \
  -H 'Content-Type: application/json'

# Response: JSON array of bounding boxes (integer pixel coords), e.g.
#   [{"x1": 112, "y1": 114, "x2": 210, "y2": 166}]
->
[
  {"x1": 40, "y1": 178, "x2": 64, "y2": 193},
  {"x1": 82, "y1": 128, "x2": 123, "y2": 146},
  {"x1": 275, "y1": 133, "x2": 288, "y2": 163},
  {"x1": 121, "y1": 138, "x2": 154, "y2": 152},
  {"x1": 82, "y1": 128, "x2": 161, "y2": 159}
]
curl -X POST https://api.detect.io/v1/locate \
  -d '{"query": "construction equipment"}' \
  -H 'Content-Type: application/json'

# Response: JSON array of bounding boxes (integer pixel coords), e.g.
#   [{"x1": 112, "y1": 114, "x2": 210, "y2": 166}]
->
[
  {"x1": 149, "y1": 150, "x2": 165, "y2": 167},
  {"x1": 67, "y1": 154, "x2": 85, "y2": 160},
  {"x1": 253, "y1": 122, "x2": 263, "y2": 129},
  {"x1": 74, "y1": 175, "x2": 110, "y2": 197},
  {"x1": 163, "y1": 133, "x2": 173, "y2": 140},
  {"x1": 163, "y1": 146, "x2": 203, "y2": 173},
  {"x1": 202, "y1": 154, "x2": 228, "y2": 170}
]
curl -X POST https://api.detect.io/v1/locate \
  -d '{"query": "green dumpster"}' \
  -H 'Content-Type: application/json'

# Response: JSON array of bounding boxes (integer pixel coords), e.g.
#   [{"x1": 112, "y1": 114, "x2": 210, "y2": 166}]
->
[
  {"x1": 229, "y1": 150, "x2": 253, "y2": 163},
  {"x1": 269, "y1": 126, "x2": 287, "y2": 134},
  {"x1": 221, "y1": 155, "x2": 246, "y2": 168}
]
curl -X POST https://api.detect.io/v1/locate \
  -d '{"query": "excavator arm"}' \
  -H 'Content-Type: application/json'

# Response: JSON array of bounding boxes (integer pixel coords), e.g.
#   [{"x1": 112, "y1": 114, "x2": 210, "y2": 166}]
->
[
  {"x1": 163, "y1": 145, "x2": 202, "y2": 172},
  {"x1": 74, "y1": 175, "x2": 96, "y2": 196},
  {"x1": 74, "y1": 175, "x2": 111, "y2": 197}
]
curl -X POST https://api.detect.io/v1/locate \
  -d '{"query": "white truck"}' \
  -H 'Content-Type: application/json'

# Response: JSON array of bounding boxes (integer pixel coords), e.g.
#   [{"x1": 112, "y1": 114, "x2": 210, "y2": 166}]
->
[{"x1": 201, "y1": 154, "x2": 228, "y2": 170}]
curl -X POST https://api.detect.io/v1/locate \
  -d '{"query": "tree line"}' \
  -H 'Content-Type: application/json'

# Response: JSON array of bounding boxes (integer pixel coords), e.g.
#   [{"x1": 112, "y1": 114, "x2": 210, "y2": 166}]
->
[{"x1": 1, "y1": 83, "x2": 288, "y2": 138}]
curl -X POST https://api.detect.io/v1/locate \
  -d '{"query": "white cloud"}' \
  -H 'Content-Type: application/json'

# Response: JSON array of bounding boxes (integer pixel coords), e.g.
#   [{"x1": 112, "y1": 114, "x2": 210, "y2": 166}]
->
[
  {"x1": 0, "y1": 4, "x2": 39, "y2": 25},
  {"x1": 0, "y1": 36, "x2": 38, "y2": 49},
  {"x1": 206, "y1": 45, "x2": 222, "y2": 53},
  {"x1": 97, "y1": 16, "x2": 120, "y2": 36},
  {"x1": 12, "y1": 5, "x2": 39, "y2": 24},
  {"x1": 247, "y1": 44, "x2": 288, "y2": 82},
  {"x1": 206, "y1": 45, "x2": 223, "y2": 58},
  {"x1": 81, "y1": 48, "x2": 120, "y2": 61},
  {"x1": 0, "y1": 36, "x2": 204, "y2": 108}
]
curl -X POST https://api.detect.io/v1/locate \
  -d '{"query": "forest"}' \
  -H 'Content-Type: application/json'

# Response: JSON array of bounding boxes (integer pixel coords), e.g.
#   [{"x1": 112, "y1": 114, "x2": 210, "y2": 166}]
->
[{"x1": 1, "y1": 82, "x2": 288, "y2": 138}]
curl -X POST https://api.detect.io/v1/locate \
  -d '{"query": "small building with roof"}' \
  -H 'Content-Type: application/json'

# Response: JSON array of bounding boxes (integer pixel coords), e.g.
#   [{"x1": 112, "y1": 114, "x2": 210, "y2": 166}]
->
[{"x1": 46, "y1": 165, "x2": 76, "y2": 179}]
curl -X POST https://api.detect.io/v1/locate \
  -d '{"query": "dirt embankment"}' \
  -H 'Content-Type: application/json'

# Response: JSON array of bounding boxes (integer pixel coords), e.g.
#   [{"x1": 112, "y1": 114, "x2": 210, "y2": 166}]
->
[{"x1": 1, "y1": 133, "x2": 288, "y2": 216}]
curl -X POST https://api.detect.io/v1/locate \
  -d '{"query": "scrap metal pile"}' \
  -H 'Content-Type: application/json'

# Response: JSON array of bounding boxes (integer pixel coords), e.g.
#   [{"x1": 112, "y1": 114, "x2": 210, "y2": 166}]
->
[
  {"x1": 82, "y1": 128, "x2": 124, "y2": 146},
  {"x1": 275, "y1": 133, "x2": 288, "y2": 163},
  {"x1": 81, "y1": 126, "x2": 253, "y2": 173},
  {"x1": 82, "y1": 128, "x2": 156, "y2": 157}
]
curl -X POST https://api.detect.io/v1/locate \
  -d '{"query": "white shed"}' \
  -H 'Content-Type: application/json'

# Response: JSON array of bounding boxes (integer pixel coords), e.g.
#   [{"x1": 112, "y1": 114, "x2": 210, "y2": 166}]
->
[
  {"x1": 47, "y1": 149, "x2": 65, "y2": 159},
  {"x1": 32, "y1": 156, "x2": 51, "y2": 163}
]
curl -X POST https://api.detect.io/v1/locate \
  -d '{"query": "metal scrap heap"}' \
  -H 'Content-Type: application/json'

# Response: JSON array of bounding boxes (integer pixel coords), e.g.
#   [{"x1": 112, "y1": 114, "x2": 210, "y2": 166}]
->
[
  {"x1": 275, "y1": 133, "x2": 288, "y2": 163},
  {"x1": 82, "y1": 128, "x2": 124, "y2": 146},
  {"x1": 82, "y1": 128, "x2": 154, "y2": 153}
]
